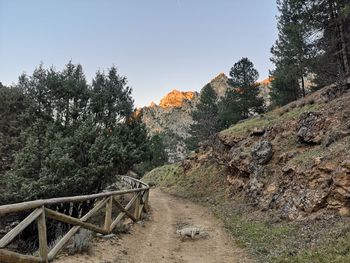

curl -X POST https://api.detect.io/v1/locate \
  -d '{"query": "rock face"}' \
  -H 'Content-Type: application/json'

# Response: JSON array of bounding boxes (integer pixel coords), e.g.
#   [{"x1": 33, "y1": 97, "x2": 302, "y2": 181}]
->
[
  {"x1": 140, "y1": 73, "x2": 231, "y2": 162},
  {"x1": 251, "y1": 140, "x2": 273, "y2": 164},
  {"x1": 297, "y1": 112, "x2": 324, "y2": 144},
  {"x1": 159, "y1": 90, "x2": 197, "y2": 108},
  {"x1": 142, "y1": 92, "x2": 198, "y2": 138},
  {"x1": 205, "y1": 73, "x2": 230, "y2": 98},
  {"x1": 180, "y1": 87, "x2": 350, "y2": 220},
  {"x1": 141, "y1": 98, "x2": 196, "y2": 163},
  {"x1": 141, "y1": 73, "x2": 271, "y2": 162}
]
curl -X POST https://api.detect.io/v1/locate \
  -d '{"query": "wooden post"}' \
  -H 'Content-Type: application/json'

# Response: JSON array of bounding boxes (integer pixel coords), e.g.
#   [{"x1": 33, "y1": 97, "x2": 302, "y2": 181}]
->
[
  {"x1": 133, "y1": 193, "x2": 141, "y2": 220},
  {"x1": 37, "y1": 207, "x2": 48, "y2": 263},
  {"x1": 104, "y1": 196, "x2": 113, "y2": 232},
  {"x1": 143, "y1": 190, "x2": 150, "y2": 213}
]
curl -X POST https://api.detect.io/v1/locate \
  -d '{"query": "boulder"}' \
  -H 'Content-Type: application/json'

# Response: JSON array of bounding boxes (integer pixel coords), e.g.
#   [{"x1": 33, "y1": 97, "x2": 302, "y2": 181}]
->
[
  {"x1": 297, "y1": 112, "x2": 324, "y2": 144},
  {"x1": 250, "y1": 128, "x2": 265, "y2": 137},
  {"x1": 251, "y1": 140, "x2": 273, "y2": 164}
]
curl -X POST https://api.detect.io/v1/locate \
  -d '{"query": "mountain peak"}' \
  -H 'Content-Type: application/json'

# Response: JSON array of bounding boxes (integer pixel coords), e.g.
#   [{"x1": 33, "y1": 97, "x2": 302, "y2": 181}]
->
[
  {"x1": 211, "y1": 72, "x2": 228, "y2": 81},
  {"x1": 208, "y1": 73, "x2": 230, "y2": 98},
  {"x1": 158, "y1": 89, "x2": 197, "y2": 108}
]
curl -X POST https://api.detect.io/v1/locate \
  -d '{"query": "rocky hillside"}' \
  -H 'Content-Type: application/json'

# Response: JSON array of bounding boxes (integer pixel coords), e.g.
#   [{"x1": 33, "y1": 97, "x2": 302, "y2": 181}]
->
[
  {"x1": 140, "y1": 73, "x2": 231, "y2": 162},
  {"x1": 143, "y1": 84, "x2": 350, "y2": 262},
  {"x1": 140, "y1": 73, "x2": 270, "y2": 162},
  {"x1": 186, "y1": 84, "x2": 350, "y2": 219}
]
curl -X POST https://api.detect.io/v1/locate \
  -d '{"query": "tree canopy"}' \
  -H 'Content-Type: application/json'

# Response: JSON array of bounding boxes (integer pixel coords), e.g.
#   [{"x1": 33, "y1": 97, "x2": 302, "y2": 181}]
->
[
  {"x1": 270, "y1": 0, "x2": 350, "y2": 106},
  {"x1": 0, "y1": 62, "x2": 166, "y2": 204},
  {"x1": 219, "y1": 58, "x2": 264, "y2": 129}
]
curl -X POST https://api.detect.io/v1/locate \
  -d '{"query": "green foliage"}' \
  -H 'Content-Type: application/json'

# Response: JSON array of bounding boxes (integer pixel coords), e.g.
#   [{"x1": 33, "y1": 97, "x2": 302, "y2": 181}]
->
[
  {"x1": 188, "y1": 83, "x2": 220, "y2": 148},
  {"x1": 0, "y1": 85, "x2": 27, "y2": 178},
  {"x1": 271, "y1": 0, "x2": 350, "y2": 105},
  {"x1": 147, "y1": 134, "x2": 168, "y2": 165},
  {"x1": 142, "y1": 163, "x2": 182, "y2": 187},
  {"x1": 228, "y1": 58, "x2": 265, "y2": 117},
  {"x1": 132, "y1": 132, "x2": 169, "y2": 177},
  {"x1": 218, "y1": 88, "x2": 243, "y2": 129},
  {"x1": 0, "y1": 62, "x2": 152, "y2": 204},
  {"x1": 218, "y1": 58, "x2": 264, "y2": 129},
  {"x1": 270, "y1": 0, "x2": 311, "y2": 106},
  {"x1": 270, "y1": 66, "x2": 301, "y2": 106},
  {"x1": 220, "y1": 101, "x2": 321, "y2": 137},
  {"x1": 90, "y1": 67, "x2": 133, "y2": 128}
]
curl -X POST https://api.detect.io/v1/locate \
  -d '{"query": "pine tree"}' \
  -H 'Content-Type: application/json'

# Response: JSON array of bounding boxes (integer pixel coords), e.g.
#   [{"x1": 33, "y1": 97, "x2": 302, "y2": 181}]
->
[
  {"x1": 309, "y1": 0, "x2": 350, "y2": 87},
  {"x1": 218, "y1": 89, "x2": 242, "y2": 129},
  {"x1": 0, "y1": 85, "x2": 26, "y2": 181},
  {"x1": 219, "y1": 58, "x2": 264, "y2": 127},
  {"x1": 270, "y1": 0, "x2": 350, "y2": 105},
  {"x1": 188, "y1": 83, "x2": 220, "y2": 148},
  {"x1": 270, "y1": 0, "x2": 313, "y2": 106},
  {"x1": 90, "y1": 67, "x2": 133, "y2": 129}
]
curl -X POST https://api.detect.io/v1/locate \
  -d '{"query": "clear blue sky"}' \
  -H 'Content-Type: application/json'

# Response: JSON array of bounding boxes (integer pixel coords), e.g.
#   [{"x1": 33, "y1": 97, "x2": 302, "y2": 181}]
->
[{"x1": 0, "y1": 0, "x2": 278, "y2": 107}]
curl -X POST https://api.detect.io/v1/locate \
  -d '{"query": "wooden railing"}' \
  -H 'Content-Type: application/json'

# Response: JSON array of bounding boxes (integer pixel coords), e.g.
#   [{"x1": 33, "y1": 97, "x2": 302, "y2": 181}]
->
[{"x1": 0, "y1": 176, "x2": 149, "y2": 263}]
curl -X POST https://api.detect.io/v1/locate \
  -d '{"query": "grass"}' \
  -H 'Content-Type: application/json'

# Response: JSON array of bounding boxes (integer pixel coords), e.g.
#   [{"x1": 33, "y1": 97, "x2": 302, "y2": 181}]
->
[
  {"x1": 272, "y1": 233, "x2": 350, "y2": 263},
  {"x1": 142, "y1": 163, "x2": 183, "y2": 187},
  {"x1": 220, "y1": 103, "x2": 322, "y2": 138},
  {"x1": 287, "y1": 145, "x2": 323, "y2": 168}
]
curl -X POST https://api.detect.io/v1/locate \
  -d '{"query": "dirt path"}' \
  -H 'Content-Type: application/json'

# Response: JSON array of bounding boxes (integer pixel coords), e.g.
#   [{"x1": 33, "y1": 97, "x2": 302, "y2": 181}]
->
[{"x1": 54, "y1": 188, "x2": 252, "y2": 263}]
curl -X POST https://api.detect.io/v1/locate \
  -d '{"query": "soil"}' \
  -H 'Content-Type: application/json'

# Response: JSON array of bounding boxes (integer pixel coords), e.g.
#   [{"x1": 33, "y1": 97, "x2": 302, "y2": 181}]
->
[{"x1": 53, "y1": 188, "x2": 252, "y2": 263}]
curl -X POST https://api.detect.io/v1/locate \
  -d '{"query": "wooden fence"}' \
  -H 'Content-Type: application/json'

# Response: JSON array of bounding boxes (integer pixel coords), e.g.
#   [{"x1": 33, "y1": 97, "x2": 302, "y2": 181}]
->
[{"x1": 0, "y1": 176, "x2": 149, "y2": 263}]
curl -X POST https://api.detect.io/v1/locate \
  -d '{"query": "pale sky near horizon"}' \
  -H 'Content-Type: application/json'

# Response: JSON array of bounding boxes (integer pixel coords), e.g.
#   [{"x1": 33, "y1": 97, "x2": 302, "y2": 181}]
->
[{"x1": 0, "y1": 0, "x2": 278, "y2": 107}]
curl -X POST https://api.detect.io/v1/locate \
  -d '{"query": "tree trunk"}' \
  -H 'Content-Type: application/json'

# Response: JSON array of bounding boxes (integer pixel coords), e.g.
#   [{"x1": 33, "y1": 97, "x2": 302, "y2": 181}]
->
[
  {"x1": 329, "y1": 0, "x2": 349, "y2": 76},
  {"x1": 301, "y1": 76, "x2": 306, "y2": 97},
  {"x1": 339, "y1": 19, "x2": 350, "y2": 75}
]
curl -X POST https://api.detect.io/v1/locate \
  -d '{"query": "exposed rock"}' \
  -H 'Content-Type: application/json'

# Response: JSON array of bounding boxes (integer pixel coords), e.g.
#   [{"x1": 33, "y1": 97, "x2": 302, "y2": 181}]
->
[
  {"x1": 250, "y1": 128, "x2": 266, "y2": 137},
  {"x1": 321, "y1": 82, "x2": 350, "y2": 102},
  {"x1": 251, "y1": 140, "x2": 273, "y2": 164},
  {"x1": 141, "y1": 73, "x2": 231, "y2": 162},
  {"x1": 204, "y1": 73, "x2": 230, "y2": 98},
  {"x1": 341, "y1": 159, "x2": 350, "y2": 170},
  {"x1": 297, "y1": 112, "x2": 324, "y2": 144},
  {"x1": 159, "y1": 90, "x2": 198, "y2": 108},
  {"x1": 141, "y1": 74, "x2": 271, "y2": 162}
]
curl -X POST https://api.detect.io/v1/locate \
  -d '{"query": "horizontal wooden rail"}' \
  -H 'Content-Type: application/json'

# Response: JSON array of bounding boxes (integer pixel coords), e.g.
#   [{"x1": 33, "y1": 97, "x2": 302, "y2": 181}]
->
[
  {"x1": 0, "y1": 175, "x2": 150, "y2": 263},
  {"x1": 0, "y1": 186, "x2": 148, "y2": 216}
]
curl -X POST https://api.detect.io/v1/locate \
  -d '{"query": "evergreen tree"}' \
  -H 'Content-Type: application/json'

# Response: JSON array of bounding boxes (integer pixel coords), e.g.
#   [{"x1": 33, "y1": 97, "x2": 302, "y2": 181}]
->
[
  {"x1": 0, "y1": 85, "x2": 27, "y2": 179},
  {"x1": 270, "y1": 0, "x2": 313, "y2": 106},
  {"x1": 309, "y1": 0, "x2": 350, "y2": 87},
  {"x1": 270, "y1": 65, "x2": 301, "y2": 106},
  {"x1": 270, "y1": 0, "x2": 350, "y2": 106},
  {"x1": 147, "y1": 134, "x2": 168, "y2": 167},
  {"x1": 188, "y1": 83, "x2": 220, "y2": 148},
  {"x1": 90, "y1": 67, "x2": 133, "y2": 129},
  {"x1": 2, "y1": 63, "x2": 151, "y2": 204},
  {"x1": 219, "y1": 58, "x2": 264, "y2": 128},
  {"x1": 218, "y1": 89, "x2": 242, "y2": 129}
]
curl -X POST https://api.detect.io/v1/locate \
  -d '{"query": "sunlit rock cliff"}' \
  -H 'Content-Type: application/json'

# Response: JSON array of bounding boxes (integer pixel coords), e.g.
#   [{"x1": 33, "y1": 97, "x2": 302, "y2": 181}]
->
[{"x1": 140, "y1": 73, "x2": 271, "y2": 162}]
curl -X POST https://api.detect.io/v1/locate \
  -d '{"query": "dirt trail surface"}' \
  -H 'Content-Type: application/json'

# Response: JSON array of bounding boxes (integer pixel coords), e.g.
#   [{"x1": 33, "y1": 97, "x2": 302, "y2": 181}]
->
[{"x1": 54, "y1": 188, "x2": 252, "y2": 263}]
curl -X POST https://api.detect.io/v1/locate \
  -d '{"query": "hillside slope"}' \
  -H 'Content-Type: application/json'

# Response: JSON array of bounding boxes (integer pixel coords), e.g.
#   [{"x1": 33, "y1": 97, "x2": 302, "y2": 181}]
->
[{"x1": 143, "y1": 85, "x2": 350, "y2": 262}]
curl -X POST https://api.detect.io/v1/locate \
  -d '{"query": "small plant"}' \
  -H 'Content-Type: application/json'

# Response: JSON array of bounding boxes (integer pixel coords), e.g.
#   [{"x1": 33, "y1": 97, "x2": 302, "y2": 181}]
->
[{"x1": 67, "y1": 229, "x2": 93, "y2": 255}]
